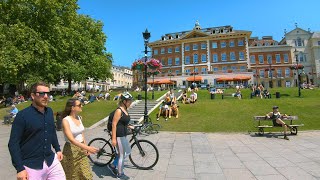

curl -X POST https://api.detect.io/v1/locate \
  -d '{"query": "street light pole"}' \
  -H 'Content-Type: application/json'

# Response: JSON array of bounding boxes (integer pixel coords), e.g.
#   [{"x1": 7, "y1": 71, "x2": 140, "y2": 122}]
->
[
  {"x1": 143, "y1": 29, "x2": 150, "y2": 123},
  {"x1": 169, "y1": 65, "x2": 172, "y2": 89},
  {"x1": 152, "y1": 74, "x2": 154, "y2": 99},
  {"x1": 294, "y1": 49, "x2": 301, "y2": 97}
]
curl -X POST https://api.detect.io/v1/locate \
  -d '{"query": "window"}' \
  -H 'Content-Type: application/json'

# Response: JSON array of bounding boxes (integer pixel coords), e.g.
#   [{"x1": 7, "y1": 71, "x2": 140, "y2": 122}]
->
[
  {"x1": 161, "y1": 59, "x2": 165, "y2": 66},
  {"x1": 185, "y1": 45, "x2": 190, "y2": 51},
  {"x1": 193, "y1": 44, "x2": 198, "y2": 50},
  {"x1": 318, "y1": 41, "x2": 320, "y2": 45},
  {"x1": 221, "y1": 53, "x2": 227, "y2": 61},
  {"x1": 296, "y1": 37, "x2": 303, "y2": 46},
  {"x1": 229, "y1": 40, "x2": 235, "y2": 47},
  {"x1": 161, "y1": 48, "x2": 165, "y2": 54},
  {"x1": 168, "y1": 58, "x2": 172, "y2": 65},
  {"x1": 222, "y1": 66, "x2": 227, "y2": 73},
  {"x1": 250, "y1": 55, "x2": 256, "y2": 64},
  {"x1": 285, "y1": 68, "x2": 290, "y2": 77},
  {"x1": 267, "y1": 54, "x2": 272, "y2": 64},
  {"x1": 258, "y1": 55, "x2": 264, "y2": 64},
  {"x1": 275, "y1": 54, "x2": 281, "y2": 63},
  {"x1": 175, "y1": 57, "x2": 180, "y2": 65},
  {"x1": 277, "y1": 69, "x2": 282, "y2": 77},
  {"x1": 221, "y1": 41, "x2": 226, "y2": 48},
  {"x1": 240, "y1": 66, "x2": 246, "y2": 72},
  {"x1": 201, "y1": 68, "x2": 207, "y2": 73},
  {"x1": 185, "y1": 69, "x2": 190, "y2": 74},
  {"x1": 175, "y1": 46, "x2": 180, "y2": 52},
  {"x1": 259, "y1": 69, "x2": 265, "y2": 78},
  {"x1": 201, "y1": 43, "x2": 206, "y2": 49},
  {"x1": 212, "y1": 42, "x2": 218, "y2": 48},
  {"x1": 168, "y1": 48, "x2": 172, "y2": 53},
  {"x1": 175, "y1": 70, "x2": 180, "y2": 74},
  {"x1": 238, "y1": 39, "x2": 244, "y2": 46},
  {"x1": 194, "y1": 68, "x2": 198, "y2": 73},
  {"x1": 231, "y1": 66, "x2": 237, "y2": 71},
  {"x1": 213, "y1": 67, "x2": 219, "y2": 72},
  {"x1": 154, "y1": 49, "x2": 158, "y2": 55},
  {"x1": 212, "y1": 54, "x2": 218, "y2": 62},
  {"x1": 230, "y1": 52, "x2": 236, "y2": 61},
  {"x1": 201, "y1": 54, "x2": 206, "y2": 62},
  {"x1": 303, "y1": 54, "x2": 307, "y2": 62},
  {"x1": 239, "y1": 52, "x2": 245, "y2": 60},
  {"x1": 284, "y1": 54, "x2": 289, "y2": 63},
  {"x1": 185, "y1": 56, "x2": 190, "y2": 64},
  {"x1": 193, "y1": 54, "x2": 198, "y2": 63}
]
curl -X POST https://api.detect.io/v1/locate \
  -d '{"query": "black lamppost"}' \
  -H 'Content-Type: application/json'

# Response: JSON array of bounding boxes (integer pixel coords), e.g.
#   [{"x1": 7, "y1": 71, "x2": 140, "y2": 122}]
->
[
  {"x1": 152, "y1": 74, "x2": 154, "y2": 100},
  {"x1": 268, "y1": 57, "x2": 273, "y2": 88},
  {"x1": 294, "y1": 48, "x2": 301, "y2": 97},
  {"x1": 193, "y1": 61, "x2": 196, "y2": 82},
  {"x1": 169, "y1": 65, "x2": 172, "y2": 89},
  {"x1": 142, "y1": 29, "x2": 150, "y2": 122}
]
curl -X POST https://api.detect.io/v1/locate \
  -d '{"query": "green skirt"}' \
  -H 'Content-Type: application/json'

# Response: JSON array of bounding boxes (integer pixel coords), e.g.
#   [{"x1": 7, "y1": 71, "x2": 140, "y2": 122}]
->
[{"x1": 61, "y1": 142, "x2": 93, "y2": 180}]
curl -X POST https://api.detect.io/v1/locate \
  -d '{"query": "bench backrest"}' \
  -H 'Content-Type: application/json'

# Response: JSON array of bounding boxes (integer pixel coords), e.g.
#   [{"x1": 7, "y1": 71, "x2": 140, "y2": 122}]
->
[{"x1": 253, "y1": 116, "x2": 298, "y2": 120}]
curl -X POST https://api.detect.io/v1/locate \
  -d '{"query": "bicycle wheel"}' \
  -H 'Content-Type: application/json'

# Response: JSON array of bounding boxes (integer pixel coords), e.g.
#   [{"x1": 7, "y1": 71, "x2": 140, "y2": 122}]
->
[
  {"x1": 129, "y1": 140, "x2": 159, "y2": 170},
  {"x1": 88, "y1": 138, "x2": 114, "y2": 166}
]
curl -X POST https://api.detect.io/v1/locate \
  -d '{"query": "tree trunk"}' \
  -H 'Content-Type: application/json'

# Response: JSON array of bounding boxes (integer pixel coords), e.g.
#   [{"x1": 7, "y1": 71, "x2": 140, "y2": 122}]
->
[{"x1": 68, "y1": 79, "x2": 72, "y2": 93}]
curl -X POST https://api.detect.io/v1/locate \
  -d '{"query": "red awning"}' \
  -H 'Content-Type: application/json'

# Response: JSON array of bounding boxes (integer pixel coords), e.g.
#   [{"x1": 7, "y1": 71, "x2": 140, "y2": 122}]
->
[
  {"x1": 233, "y1": 76, "x2": 251, "y2": 81},
  {"x1": 216, "y1": 77, "x2": 234, "y2": 82},
  {"x1": 148, "y1": 79, "x2": 174, "y2": 84},
  {"x1": 186, "y1": 76, "x2": 203, "y2": 81}
]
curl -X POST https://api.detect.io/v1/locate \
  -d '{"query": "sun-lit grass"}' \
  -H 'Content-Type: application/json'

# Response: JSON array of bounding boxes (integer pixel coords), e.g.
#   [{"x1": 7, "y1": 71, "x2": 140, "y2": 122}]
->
[
  {"x1": 149, "y1": 87, "x2": 320, "y2": 132},
  {"x1": 2, "y1": 87, "x2": 319, "y2": 132}
]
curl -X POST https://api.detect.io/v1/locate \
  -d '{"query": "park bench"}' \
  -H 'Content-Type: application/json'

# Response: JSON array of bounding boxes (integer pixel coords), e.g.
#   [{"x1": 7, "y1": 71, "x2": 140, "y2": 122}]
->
[{"x1": 253, "y1": 115, "x2": 304, "y2": 136}]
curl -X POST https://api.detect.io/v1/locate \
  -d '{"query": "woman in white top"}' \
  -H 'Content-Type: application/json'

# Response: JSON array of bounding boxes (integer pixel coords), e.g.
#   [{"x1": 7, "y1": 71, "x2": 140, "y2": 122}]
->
[{"x1": 61, "y1": 99, "x2": 98, "y2": 180}]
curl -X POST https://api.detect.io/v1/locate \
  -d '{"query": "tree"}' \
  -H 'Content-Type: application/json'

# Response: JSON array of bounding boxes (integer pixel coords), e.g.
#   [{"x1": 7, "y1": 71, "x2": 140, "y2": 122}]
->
[{"x1": 0, "y1": 0, "x2": 113, "y2": 93}]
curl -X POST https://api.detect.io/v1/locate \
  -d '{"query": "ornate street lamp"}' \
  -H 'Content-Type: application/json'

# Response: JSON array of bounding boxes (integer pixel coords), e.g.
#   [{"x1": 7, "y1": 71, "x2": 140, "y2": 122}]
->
[{"x1": 142, "y1": 29, "x2": 150, "y2": 123}]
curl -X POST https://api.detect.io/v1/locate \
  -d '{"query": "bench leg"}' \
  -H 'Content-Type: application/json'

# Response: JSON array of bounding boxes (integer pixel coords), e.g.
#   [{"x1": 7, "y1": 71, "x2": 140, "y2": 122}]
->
[{"x1": 258, "y1": 128, "x2": 264, "y2": 136}]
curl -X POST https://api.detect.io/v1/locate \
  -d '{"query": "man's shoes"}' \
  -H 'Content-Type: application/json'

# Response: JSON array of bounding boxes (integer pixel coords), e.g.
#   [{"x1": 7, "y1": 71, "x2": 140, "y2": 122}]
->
[
  {"x1": 169, "y1": 115, "x2": 171, "y2": 119},
  {"x1": 107, "y1": 164, "x2": 118, "y2": 176},
  {"x1": 165, "y1": 118, "x2": 168, "y2": 121},
  {"x1": 117, "y1": 173, "x2": 130, "y2": 180},
  {"x1": 156, "y1": 117, "x2": 159, "y2": 121},
  {"x1": 284, "y1": 135, "x2": 289, "y2": 140}
]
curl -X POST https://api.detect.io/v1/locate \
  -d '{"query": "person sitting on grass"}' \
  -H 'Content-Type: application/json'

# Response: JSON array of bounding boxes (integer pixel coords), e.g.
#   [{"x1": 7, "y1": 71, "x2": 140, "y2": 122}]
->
[
  {"x1": 156, "y1": 100, "x2": 169, "y2": 121},
  {"x1": 266, "y1": 106, "x2": 291, "y2": 140},
  {"x1": 181, "y1": 90, "x2": 188, "y2": 104},
  {"x1": 169, "y1": 101, "x2": 179, "y2": 119},
  {"x1": 3, "y1": 105, "x2": 19, "y2": 124},
  {"x1": 190, "y1": 89, "x2": 197, "y2": 103}
]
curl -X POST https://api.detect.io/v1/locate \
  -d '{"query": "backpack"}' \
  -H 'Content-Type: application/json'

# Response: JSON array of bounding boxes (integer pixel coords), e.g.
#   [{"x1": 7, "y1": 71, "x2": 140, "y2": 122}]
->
[{"x1": 107, "y1": 108, "x2": 123, "y2": 131}]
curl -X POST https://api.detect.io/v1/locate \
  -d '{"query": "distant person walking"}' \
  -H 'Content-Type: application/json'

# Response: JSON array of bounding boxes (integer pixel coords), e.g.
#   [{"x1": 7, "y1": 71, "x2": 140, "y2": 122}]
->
[
  {"x1": 8, "y1": 82, "x2": 66, "y2": 180},
  {"x1": 61, "y1": 99, "x2": 98, "y2": 180}
]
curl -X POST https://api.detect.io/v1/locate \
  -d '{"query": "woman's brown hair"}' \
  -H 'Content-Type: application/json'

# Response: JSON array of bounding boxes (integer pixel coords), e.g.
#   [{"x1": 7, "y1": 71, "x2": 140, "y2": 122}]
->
[{"x1": 61, "y1": 98, "x2": 79, "y2": 119}]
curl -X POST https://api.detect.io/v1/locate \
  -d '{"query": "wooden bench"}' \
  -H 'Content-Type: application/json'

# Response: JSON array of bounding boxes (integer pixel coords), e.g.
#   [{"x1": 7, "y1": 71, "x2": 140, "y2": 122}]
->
[{"x1": 253, "y1": 116, "x2": 304, "y2": 135}]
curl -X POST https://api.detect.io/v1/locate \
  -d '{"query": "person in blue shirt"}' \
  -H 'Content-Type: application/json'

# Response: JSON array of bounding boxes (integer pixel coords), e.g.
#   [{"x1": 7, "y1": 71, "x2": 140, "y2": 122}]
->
[
  {"x1": 3, "y1": 105, "x2": 19, "y2": 124},
  {"x1": 8, "y1": 82, "x2": 66, "y2": 180}
]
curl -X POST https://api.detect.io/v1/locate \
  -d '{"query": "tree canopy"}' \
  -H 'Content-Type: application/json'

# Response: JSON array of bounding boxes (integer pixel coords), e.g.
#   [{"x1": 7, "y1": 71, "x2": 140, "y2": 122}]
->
[{"x1": 0, "y1": 0, "x2": 112, "y2": 92}]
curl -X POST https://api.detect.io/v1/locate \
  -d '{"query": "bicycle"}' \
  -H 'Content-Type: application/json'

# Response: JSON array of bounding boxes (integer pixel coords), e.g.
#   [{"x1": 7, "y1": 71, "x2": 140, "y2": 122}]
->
[
  {"x1": 139, "y1": 117, "x2": 161, "y2": 135},
  {"x1": 88, "y1": 124, "x2": 159, "y2": 170}
]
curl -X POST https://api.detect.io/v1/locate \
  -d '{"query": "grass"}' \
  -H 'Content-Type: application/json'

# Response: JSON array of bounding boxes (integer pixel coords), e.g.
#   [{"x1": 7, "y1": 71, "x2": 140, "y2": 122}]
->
[
  {"x1": 0, "y1": 90, "x2": 166, "y2": 127},
  {"x1": 1, "y1": 88, "x2": 319, "y2": 132},
  {"x1": 149, "y1": 87, "x2": 320, "y2": 133}
]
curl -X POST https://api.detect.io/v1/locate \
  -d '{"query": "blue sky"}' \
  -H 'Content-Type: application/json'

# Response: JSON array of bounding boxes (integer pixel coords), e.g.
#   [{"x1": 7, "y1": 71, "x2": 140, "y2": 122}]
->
[{"x1": 77, "y1": 0, "x2": 320, "y2": 67}]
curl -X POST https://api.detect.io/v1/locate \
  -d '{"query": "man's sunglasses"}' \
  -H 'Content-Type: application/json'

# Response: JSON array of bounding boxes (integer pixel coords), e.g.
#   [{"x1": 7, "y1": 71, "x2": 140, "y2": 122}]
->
[{"x1": 35, "y1": 92, "x2": 50, "y2": 97}]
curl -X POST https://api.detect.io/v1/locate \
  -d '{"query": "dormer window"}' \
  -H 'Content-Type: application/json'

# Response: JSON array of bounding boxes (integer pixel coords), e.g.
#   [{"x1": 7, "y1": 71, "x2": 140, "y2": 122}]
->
[
  {"x1": 175, "y1": 34, "x2": 179, "y2": 38},
  {"x1": 168, "y1": 36, "x2": 173, "y2": 40},
  {"x1": 161, "y1": 36, "x2": 166, "y2": 41}
]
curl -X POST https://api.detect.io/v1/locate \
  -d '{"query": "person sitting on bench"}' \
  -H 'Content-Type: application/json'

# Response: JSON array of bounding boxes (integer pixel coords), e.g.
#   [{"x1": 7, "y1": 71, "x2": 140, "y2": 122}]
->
[
  {"x1": 265, "y1": 106, "x2": 290, "y2": 140},
  {"x1": 3, "y1": 105, "x2": 19, "y2": 124}
]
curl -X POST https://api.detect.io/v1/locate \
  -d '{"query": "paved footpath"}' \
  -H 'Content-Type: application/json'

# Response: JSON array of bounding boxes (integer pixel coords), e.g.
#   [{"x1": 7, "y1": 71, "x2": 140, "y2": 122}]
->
[{"x1": 1, "y1": 124, "x2": 320, "y2": 180}]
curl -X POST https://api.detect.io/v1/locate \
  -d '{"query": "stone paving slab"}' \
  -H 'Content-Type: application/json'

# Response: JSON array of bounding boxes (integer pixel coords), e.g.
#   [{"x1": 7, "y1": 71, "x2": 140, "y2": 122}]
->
[{"x1": 1, "y1": 123, "x2": 320, "y2": 179}]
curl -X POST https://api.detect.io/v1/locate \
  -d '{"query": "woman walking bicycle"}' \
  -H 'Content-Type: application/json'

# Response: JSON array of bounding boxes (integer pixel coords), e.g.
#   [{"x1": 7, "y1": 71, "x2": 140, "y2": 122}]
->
[{"x1": 108, "y1": 92, "x2": 134, "y2": 180}]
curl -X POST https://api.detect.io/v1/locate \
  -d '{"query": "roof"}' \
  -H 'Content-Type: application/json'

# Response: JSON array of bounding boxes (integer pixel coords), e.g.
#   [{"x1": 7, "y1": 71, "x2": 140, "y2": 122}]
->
[{"x1": 312, "y1": 32, "x2": 320, "y2": 38}]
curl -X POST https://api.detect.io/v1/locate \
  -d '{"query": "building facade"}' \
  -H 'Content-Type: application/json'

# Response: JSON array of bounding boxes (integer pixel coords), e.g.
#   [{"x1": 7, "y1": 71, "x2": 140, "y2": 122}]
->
[
  {"x1": 249, "y1": 36, "x2": 294, "y2": 88},
  {"x1": 133, "y1": 22, "x2": 320, "y2": 88},
  {"x1": 147, "y1": 21, "x2": 253, "y2": 88},
  {"x1": 108, "y1": 65, "x2": 133, "y2": 90}
]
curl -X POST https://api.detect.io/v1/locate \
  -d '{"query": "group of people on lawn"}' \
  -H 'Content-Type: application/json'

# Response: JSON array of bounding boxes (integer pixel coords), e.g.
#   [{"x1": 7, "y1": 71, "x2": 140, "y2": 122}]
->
[{"x1": 156, "y1": 89, "x2": 180, "y2": 121}]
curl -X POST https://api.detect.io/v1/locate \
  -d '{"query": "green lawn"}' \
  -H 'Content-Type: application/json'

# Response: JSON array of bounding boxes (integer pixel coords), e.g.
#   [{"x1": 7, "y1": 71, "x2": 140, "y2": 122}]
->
[
  {"x1": 1, "y1": 88, "x2": 319, "y2": 132},
  {"x1": 149, "y1": 87, "x2": 320, "y2": 133},
  {"x1": 0, "y1": 90, "x2": 166, "y2": 127}
]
